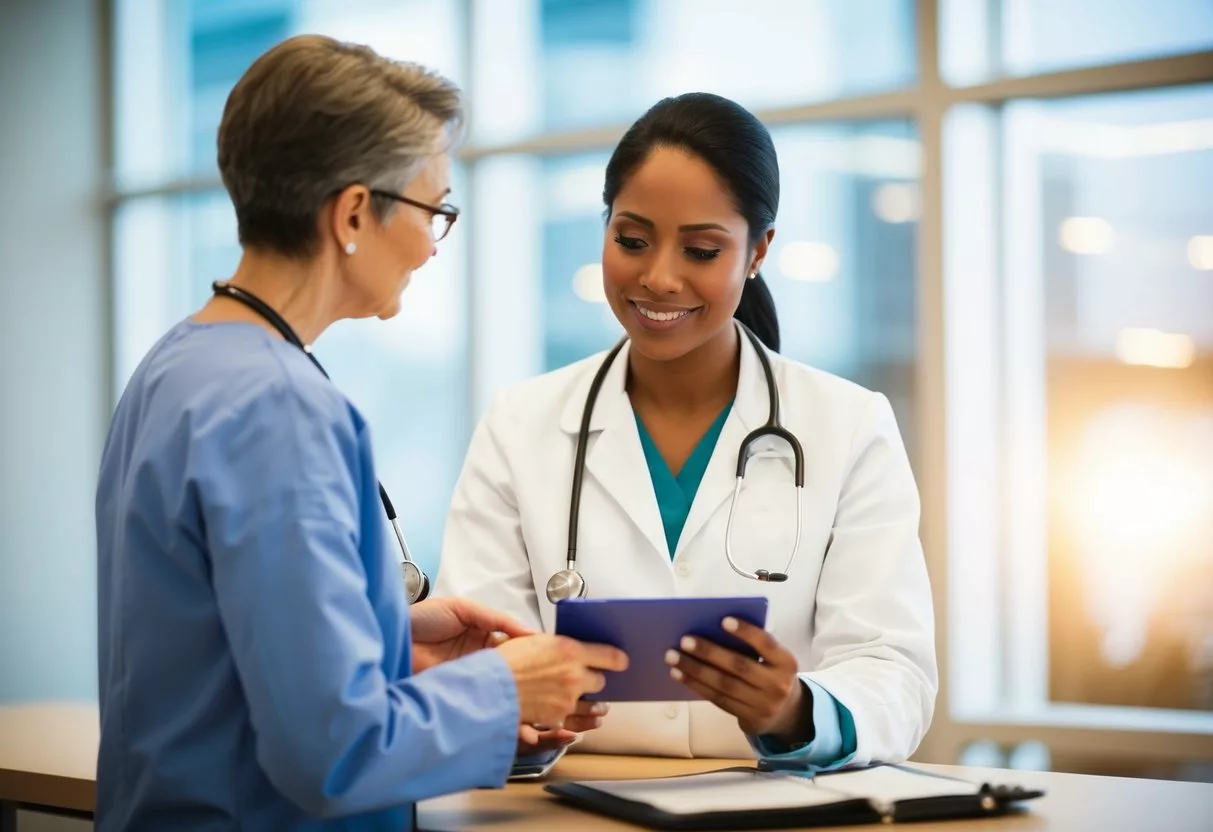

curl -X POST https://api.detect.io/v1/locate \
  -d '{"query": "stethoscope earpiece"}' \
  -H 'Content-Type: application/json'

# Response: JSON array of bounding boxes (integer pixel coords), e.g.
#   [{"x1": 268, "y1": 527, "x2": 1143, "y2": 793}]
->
[{"x1": 755, "y1": 570, "x2": 789, "y2": 582}]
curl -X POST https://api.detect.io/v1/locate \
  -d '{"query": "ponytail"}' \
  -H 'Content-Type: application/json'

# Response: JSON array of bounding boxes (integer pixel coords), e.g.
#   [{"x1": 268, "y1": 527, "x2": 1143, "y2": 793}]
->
[{"x1": 734, "y1": 272, "x2": 780, "y2": 352}]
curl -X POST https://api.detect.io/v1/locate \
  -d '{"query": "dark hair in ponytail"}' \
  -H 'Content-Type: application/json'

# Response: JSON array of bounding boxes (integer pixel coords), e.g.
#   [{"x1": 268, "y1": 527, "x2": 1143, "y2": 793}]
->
[{"x1": 602, "y1": 92, "x2": 781, "y2": 352}]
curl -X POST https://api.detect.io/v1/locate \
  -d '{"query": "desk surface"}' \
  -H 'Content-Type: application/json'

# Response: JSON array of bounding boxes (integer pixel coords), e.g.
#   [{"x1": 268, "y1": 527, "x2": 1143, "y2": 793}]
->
[
  {"x1": 4, "y1": 705, "x2": 1212, "y2": 830},
  {"x1": 418, "y1": 754, "x2": 1213, "y2": 831},
  {"x1": 0, "y1": 704, "x2": 97, "y2": 813}
]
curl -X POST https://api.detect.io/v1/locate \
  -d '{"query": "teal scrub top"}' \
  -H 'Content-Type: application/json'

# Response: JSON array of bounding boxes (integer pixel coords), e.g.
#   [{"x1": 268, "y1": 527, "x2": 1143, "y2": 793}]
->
[{"x1": 634, "y1": 401, "x2": 733, "y2": 557}]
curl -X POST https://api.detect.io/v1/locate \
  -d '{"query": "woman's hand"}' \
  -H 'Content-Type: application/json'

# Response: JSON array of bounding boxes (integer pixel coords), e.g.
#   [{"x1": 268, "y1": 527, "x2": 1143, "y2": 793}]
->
[
  {"x1": 515, "y1": 699, "x2": 609, "y2": 756},
  {"x1": 409, "y1": 597, "x2": 535, "y2": 674},
  {"x1": 665, "y1": 617, "x2": 812, "y2": 743}
]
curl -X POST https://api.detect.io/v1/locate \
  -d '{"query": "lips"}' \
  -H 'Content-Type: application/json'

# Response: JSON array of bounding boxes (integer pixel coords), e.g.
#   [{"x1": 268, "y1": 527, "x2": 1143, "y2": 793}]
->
[{"x1": 629, "y1": 300, "x2": 700, "y2": 332}]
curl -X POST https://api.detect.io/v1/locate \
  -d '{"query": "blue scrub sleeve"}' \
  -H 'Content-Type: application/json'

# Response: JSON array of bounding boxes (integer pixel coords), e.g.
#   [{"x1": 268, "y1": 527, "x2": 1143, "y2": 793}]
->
[
  {"x1": 747, "y1": 677, "x2": 858, "y2": 771},
  {"x1": 201, "y1": 383, "x2": 520, "y2": 818}
]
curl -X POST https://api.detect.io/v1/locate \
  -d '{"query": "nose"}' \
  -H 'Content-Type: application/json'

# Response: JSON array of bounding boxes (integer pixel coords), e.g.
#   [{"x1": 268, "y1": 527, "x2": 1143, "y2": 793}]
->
[{"x1": 639, "y1": 246, "x2": 683, "y2": 294}]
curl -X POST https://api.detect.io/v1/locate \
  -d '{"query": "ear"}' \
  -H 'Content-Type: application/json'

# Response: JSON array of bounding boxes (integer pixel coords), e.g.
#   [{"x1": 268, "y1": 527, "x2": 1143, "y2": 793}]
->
[
  {"x1": 327, "y1": 184, "x2": 372, "y2": 254},
  {"x1": 748, "y1": 227, "x2": 776, "y2": 276}
]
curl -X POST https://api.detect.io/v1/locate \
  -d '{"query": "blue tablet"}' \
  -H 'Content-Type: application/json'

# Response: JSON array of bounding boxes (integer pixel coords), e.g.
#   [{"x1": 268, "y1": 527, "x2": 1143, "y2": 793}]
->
[{"x1": 554, "y1": 596, "x2": 769, "y2": 702}]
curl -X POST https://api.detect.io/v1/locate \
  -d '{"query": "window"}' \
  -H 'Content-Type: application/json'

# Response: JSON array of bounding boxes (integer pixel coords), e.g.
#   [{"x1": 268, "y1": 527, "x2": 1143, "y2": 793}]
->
[
  {"x1": 471, "y1": 0, "x2": 917, "y2": 143},
  {"x1": 113, "y1": 0, "x2": 464, "y2": 187},
  {"x1": 1001, "y1": 0, "x2": 1213, "y2": 77},
  {"x1": 768, "y1": 122, "x2": 920, "y2": 457},
  {"x1": 947, "y1": 84, "x2": 1213, "y2": 730},
  {"x1": 942, "y1": 0, "x2": 1213, "y2": 86}
]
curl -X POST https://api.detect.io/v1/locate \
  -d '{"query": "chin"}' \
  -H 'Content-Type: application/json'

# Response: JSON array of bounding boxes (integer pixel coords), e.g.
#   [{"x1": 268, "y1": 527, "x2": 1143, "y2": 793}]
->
[
  {"x1": 624, "y1": 326, "x2": 701, "y2": 364},
  {"x1": 376, "y1": 281, "x2": 412, "y2": 320},
  {"x1": 376, "y1": 301, "x2": 402, "y2": 321}
]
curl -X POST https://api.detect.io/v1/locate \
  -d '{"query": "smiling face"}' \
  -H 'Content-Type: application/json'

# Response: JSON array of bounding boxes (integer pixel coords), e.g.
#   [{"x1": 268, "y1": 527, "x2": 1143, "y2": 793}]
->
[{"x1": 602, "y1": 145, "x2": 769, "y2": 363}]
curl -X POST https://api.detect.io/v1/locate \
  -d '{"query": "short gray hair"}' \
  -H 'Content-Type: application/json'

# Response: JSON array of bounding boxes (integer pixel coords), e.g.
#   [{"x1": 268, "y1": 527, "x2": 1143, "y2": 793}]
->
[{"x1": 217, "y1": 34, "x2": 463, "y2": 258}]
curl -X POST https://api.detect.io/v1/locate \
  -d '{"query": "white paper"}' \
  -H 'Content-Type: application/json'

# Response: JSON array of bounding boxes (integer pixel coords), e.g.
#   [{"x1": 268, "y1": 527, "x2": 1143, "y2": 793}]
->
[
  {"x1": 579, "y1": 766, "x2": 979, "y2": 816},
  {"x1": 583, "y1": 771, "x2": 848, "y2": 815},
  {"x1": 817, "y1": 765, "x2": 980, "y2": 803}
]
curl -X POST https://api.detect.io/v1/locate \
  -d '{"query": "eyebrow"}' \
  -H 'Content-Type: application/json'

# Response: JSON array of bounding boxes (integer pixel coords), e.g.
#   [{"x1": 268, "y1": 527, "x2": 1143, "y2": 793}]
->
[{"x1": 617, "y1": 211, "x2": 731, "y2": 234}]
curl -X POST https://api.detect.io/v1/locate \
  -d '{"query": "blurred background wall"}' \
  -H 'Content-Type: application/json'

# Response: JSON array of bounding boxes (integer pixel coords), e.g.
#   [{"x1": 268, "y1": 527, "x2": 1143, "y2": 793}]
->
[{"x1": 2, "y1": 0, "x2": 1211, "y2": 784}]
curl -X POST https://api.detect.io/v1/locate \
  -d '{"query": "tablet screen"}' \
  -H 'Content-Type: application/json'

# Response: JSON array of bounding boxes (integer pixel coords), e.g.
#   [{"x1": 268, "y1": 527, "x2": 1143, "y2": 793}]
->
[{"x1": 554, "y1": 596, "x2": 769, "y2": 701}]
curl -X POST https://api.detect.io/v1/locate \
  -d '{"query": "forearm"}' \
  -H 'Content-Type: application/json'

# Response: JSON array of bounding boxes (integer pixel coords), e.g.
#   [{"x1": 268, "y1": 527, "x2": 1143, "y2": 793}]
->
[{"x1": 255, "y1": 649, "x2": 521, "y2": 818}]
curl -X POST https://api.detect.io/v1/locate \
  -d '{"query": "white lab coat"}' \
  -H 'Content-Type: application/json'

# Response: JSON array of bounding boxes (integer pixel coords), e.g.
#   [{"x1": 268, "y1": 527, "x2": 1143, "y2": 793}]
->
[{"x1": 435, "y1": 331, "x2": 937, "y2": 765}]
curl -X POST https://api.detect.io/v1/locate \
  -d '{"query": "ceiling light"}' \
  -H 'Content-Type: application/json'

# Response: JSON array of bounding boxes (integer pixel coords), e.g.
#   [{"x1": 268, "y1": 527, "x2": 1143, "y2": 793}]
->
[
  {"x1": 571, "y1": 262, "x2": 606, "y2": 303},
  {"x1": 1059, "y1": 217, "x2": 1113, "y2": 255},
  {"x1": 872, "y1": 183, "x2": 919, "y2": 223},
  {"x1": 779, "y1": 241, "x2": 839, "y2": 282},
  {"x1": 1114, "y1": 327, "x2": 1196, "y2": 369}
]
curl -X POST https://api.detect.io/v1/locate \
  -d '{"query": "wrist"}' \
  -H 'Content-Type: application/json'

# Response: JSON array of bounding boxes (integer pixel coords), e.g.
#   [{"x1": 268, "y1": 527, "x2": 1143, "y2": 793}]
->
[{"x1": 769, "y1": 680, "x2": 815, "y2": 747}]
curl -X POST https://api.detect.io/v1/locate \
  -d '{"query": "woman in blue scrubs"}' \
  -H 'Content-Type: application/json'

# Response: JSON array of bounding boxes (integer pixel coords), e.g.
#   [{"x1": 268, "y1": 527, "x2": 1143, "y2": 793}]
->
[{"x1": 94, "y1": 35, "x2": 624, "y2": 831}]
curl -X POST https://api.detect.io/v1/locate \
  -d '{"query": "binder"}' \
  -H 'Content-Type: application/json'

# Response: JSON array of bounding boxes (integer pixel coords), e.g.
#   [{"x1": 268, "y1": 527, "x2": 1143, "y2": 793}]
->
[{"x1": 545, "y1": 763, "x2": 1044, "y2": 830}]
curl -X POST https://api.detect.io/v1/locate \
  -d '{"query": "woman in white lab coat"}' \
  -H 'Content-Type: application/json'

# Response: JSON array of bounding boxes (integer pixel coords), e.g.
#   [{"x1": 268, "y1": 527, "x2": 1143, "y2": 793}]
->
[{"x1": 436, "y1": 93, "x2": 937, "y2": 770}]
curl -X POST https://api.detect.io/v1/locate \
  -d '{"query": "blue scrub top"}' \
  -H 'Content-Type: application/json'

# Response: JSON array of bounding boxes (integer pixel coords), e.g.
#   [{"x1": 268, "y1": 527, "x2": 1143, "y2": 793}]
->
[{"x1": 95, "y1": 319, "x2": 520, "y2": 831}]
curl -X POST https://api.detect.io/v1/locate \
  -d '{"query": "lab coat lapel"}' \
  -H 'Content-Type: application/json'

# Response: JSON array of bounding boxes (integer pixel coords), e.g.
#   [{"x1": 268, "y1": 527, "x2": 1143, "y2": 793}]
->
[
  {"x1": 675, "y1": 330, "x2": 770, "y2": 557},
  {"x1": 560, "y1": 342, "x2": 670, "y2": 561}
]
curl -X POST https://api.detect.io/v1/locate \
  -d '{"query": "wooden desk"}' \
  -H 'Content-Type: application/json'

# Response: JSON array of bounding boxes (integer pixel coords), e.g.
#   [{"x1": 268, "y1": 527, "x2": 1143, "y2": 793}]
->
[
  {"x1": 0, "y1": 704, "x2": 96, "y2": 829},
  {"x1": 4, "y1": 705, "x2": 1212, "y2": 830},
  {"x1": 418, "y1": 754, "x2": 1213, "y2": 831}
]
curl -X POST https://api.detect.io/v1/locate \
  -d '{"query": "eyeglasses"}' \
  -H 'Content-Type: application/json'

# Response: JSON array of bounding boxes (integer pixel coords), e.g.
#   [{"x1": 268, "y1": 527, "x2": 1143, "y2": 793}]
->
[{"x1": 370, "y1": 190, "x2": 460, "y2": 241}]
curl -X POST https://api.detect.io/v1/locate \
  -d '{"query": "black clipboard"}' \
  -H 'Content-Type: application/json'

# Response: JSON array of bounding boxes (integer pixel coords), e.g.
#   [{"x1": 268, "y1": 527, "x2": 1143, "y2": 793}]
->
[{"x1": 544, "y1": 765, "x2": 1044, "y2": 830}]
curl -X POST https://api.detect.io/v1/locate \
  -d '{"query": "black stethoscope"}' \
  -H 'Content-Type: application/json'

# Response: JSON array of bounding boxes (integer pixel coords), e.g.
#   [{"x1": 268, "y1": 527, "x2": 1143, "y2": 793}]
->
[
  {"x1": 545, "y1": 322, "x2": 807, "y2": 604},
  {"x1": 211, "y1": 280, "x2": 431, "y2": 604}
]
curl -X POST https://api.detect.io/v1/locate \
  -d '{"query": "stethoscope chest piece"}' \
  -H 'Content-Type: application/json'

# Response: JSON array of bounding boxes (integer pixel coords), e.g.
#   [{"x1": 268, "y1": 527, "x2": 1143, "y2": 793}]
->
[
  {"x1": 545, "y1": 568, "x2": 587, "y2": 604},
  {"x1": 403, "y1": 561, "x2": 430, "y2": 605}
]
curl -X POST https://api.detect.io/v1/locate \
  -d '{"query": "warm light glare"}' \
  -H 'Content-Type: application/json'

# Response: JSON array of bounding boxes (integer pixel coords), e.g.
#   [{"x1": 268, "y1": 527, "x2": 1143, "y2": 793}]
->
[
  {"x1": 779, "y1": 241, "x2": 839, "y2": 282},
  {"x1": 1114, "y1": 327, "x2": 1196, "y2": 369},
  {"x1": 872, "y1": 183, "x2": 919, "y2": 223},
  {"x1": 1067, "y1": 405, "x2": 1213, "y2": 668},
  {"x1": 571, "y1": 262, "x2": 606, "y2": 303},
  {"x1": 1188, "y1": 235, "x2": 1213, "y2": 271},
  {"x1": 1058, "y1": 216, "x2": 1113, "y2": 255},
  {"x1": 1073, "y1": 453, "x2": 1207, "y2": 556}
]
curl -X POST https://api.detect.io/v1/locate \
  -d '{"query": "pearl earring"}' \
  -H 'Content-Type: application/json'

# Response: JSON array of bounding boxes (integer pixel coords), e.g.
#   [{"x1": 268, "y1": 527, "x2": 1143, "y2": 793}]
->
[
  {"x1": 748, "y1": 271, "x2": 757, "y2": 279},
  {"x1": 345, "y1": 242, "x2": 357, "y2": 255}
]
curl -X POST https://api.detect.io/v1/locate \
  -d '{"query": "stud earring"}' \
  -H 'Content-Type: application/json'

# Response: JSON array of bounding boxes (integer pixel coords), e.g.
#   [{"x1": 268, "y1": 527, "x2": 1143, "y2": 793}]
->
[
  {"x1": 345, "y1": 242, "x2": 357, "y2": 255},
  {"x1": 748, "y1": 271, "x2": 757, "y2": 279}
]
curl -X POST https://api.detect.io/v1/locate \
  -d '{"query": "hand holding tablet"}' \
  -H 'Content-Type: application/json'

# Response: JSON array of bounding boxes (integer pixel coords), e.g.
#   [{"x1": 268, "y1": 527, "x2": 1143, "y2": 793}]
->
[{"x1": 554, "y1": 597, "x2": 770, "y2": 702}]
